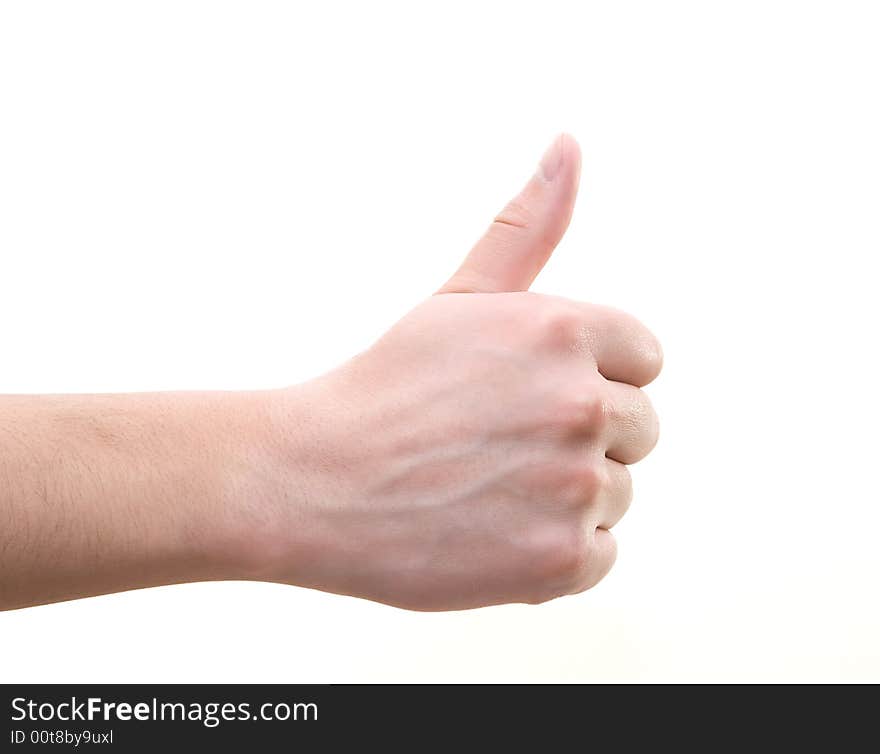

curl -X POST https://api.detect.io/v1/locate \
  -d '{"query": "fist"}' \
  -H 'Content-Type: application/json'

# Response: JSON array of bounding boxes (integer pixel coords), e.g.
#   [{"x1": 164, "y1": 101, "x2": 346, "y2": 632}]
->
[{"x1": 264, "y1": 135, "x2": 662, "y2": 610}]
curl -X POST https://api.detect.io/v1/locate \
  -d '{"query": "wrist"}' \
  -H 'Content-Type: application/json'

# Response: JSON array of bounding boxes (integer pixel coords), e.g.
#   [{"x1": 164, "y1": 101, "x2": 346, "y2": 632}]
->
[
  {"x1": 215, "y1": 381, "x2": 353, "y2": 588},
  {"x1": 129, "y1": 389, "x2": 286, "y2": 588}
]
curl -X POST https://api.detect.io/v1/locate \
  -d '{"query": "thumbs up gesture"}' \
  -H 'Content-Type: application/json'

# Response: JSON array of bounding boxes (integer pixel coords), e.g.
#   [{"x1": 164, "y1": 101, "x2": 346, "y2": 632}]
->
[{"x1": 266, "y1": 135, "x2": 662, "y2": 610}]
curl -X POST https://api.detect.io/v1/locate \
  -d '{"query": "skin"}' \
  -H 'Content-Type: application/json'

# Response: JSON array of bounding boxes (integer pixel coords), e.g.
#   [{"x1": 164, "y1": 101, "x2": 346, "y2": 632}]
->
[{"x1": 0, "y1": 135, "x2": 661, "y2": 612}]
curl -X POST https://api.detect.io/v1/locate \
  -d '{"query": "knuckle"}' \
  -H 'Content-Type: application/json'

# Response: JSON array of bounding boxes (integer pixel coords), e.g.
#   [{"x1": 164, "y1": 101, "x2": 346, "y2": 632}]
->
[
  {"x1": 525, "y1": 525, "x2": 618, "y2": 603},
  {"x1": 554, "y1": 390, "x2": 612, "y2": 435},
  {"x1": 580, "y1": 392, "x2": 611, "y2": 432},
  {"x1": 526, "y1": 516, "x2": 587, "y2": 603},
  {"x1": 551, "y1": 390, "x2": 609, "y2": 434},
  {"x1": 565, "y1": 461, "x2": 605, "y2": 505},
  {"x1": 535, "y1": 525, "x2": 591, "y2": 592},
  {"x1": 535, "y1": 302, "x2": 581, "y2": 347},
  {"x1": 590, "y1": 394, "x2": 613, "y2": 432},
  {"x1": 570, "y1": 531, "x2": 618, "y2": 594}
]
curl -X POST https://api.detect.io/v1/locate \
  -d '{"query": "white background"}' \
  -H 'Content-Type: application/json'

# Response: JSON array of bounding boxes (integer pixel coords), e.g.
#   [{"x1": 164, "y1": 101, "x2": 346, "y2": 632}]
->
[{"x1": 1, "y1": 1, "x2": 878, "y2": 682}]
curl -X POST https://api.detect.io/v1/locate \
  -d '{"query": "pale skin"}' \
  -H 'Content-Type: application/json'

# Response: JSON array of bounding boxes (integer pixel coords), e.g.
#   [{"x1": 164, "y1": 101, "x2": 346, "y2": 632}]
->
[{"x1": 0, "y1": 135, "x2": 661, "y2": 612}]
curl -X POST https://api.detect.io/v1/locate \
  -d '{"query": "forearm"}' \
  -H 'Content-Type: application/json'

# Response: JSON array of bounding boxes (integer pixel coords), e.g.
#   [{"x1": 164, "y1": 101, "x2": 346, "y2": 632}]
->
[{"x1": 0, "y1": 390, "x2": 279, "y2": 610}]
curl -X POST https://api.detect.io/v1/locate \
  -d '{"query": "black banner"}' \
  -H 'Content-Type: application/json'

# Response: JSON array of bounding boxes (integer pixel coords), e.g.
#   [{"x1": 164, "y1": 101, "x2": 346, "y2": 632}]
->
[{"x1": 0, "y1": 684, "x2": 871, "y2": 749}]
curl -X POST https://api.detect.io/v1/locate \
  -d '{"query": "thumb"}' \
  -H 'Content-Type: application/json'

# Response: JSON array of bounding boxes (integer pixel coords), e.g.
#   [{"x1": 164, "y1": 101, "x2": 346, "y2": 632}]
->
[{"x1": 438, "y1": 133, "x2": 581, "y2": 294}]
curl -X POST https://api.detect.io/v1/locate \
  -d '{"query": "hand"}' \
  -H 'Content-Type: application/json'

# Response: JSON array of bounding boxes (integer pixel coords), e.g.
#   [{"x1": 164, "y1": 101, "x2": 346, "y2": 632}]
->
[{"x1": 257, "y1": 135, "x2": 662, "y2": 610}]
